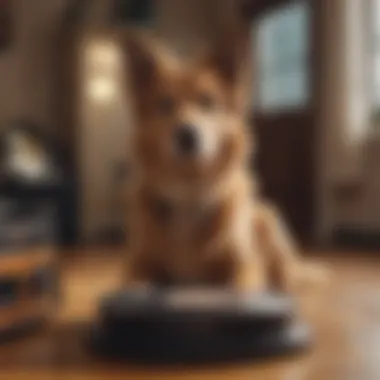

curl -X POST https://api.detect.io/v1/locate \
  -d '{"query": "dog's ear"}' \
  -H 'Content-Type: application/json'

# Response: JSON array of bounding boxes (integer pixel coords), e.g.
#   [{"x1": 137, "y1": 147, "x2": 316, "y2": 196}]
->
[
  {"x1": 122, "y1": 30, "x2": 161, "y2": 93},
  {"x1": 205, "y1": 26, "x2": 252, "y2": 114},
  {"x1": 208, "y1": 43, "x2": 241, "y2": 87}
]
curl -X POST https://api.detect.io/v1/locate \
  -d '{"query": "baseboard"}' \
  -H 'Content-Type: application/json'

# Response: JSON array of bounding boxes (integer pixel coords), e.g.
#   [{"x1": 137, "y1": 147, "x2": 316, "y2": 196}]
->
[{"x1": 332, "y1": 226, "x2": 380, "y2": 250}]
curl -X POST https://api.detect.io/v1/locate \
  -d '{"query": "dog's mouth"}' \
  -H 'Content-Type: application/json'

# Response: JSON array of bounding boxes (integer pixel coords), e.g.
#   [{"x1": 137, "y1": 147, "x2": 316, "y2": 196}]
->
[
  {"x1": 171, "y1": 146, "x2": 227, "y2": 184},
  {"x1": 175, "y1": 160, "x2": 204, "y2": 180}
]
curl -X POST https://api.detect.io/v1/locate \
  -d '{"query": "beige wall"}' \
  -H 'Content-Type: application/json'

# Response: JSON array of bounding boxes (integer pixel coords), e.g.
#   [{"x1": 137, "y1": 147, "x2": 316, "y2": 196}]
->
[
  {"x1": 317, "y1": 0, "x2": 380, "y2": 240},
  {"x1": 331, "y1": 136, "x2": 380, "y2": 231},
  {"x1": 79, "y1": 33, "x2": 130, "y2": 239},
  {"x1": 0, "y1": 0, "x2": 66, "y2": 127}
]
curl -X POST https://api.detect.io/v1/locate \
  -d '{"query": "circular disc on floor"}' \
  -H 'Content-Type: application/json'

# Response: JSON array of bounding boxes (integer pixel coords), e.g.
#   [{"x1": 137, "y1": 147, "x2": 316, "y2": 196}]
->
[{"x1": 89, "y1": 288, "x2": 312, "y2": 365}]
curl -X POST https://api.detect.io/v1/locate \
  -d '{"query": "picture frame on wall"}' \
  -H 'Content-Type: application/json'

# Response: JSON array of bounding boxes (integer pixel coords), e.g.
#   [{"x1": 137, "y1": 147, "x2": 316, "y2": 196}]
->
[{"x1": 0, "y1": 0, "x2": 12, "y2": 52}]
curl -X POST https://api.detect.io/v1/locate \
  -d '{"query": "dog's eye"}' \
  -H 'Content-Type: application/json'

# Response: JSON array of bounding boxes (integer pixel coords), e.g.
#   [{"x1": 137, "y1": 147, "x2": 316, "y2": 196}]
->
[
  {"x1": 157, "y1": 95, "x2": 175, "y2": 115},
  {"x1": 197, "y1": 93, "x2": 216, "y2": 111}
]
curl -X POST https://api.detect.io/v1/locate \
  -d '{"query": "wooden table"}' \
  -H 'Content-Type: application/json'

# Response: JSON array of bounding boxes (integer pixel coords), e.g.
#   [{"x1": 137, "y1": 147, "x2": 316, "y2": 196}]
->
[{"x1": 0, "y1": 249, "x2": 379, "y2": 380}]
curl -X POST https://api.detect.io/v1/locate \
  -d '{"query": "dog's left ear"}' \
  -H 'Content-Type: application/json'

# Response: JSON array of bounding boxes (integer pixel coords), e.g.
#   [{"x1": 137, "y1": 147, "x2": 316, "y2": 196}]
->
[
  {"x1": 209, "y1": 43, "x2": 241, "y2": 87},
  {"x1": 206, "y1": 26, "x2": 252, "y2": 114},
  {"x1": 121, "y1": 30, "x2": 161, "y2": 94}
]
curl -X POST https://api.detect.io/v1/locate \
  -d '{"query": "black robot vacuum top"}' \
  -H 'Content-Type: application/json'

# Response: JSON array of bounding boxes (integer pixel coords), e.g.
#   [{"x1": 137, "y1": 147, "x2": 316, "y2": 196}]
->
[{"x1": 90, "y1": 288, "x2": 312, "y2": 365}]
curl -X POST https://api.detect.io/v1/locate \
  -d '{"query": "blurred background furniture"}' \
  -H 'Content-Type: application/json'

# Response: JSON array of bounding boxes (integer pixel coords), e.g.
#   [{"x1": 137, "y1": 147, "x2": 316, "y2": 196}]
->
[
  {"x1": 0, "y1": 119, "x2": 79, "y2": 247},
  {"x1": 0, "y1": 119, "x2": 71, "y2": 339},
  {"x1": 0, "y1": 193, "x2": 58, "y2": 339}
]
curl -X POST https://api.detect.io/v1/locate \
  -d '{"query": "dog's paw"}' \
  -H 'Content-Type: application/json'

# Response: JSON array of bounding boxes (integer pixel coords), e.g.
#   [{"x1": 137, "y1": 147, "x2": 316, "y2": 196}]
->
[
  {"x1": 297, "y1": 261, "x2": 332, "y2": 291},
  {"x1": 232, "y1": 265, "x2": 267, "y2": 295}
]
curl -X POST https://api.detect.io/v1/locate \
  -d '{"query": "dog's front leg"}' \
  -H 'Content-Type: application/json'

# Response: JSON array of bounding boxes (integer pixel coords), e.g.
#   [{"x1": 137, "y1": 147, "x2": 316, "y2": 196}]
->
[
  {"x1": 200, "y1": 196, "x2": 266, "y2": 292},
  {"x1": 255, "y1": 202, "x2": 328, "y2": 292},
  {"x1": 202, "y1": 244, "x2": 266, "y2": 293},
  {"x1": 123, "y1": 251, "x2": 155, "y2": 289}
]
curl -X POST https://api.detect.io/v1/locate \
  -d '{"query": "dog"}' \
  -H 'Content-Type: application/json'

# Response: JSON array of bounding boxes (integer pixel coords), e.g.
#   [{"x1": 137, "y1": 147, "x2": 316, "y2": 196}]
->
[{"x1": 121, "y1": 31, "x2": 326, "y2": 293}]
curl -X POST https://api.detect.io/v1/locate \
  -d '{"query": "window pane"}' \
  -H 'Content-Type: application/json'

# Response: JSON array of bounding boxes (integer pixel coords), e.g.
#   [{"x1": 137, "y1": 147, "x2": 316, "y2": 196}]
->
[
  {"x1": 259, "y1": 69, "x2": 308, "y2": 112},
  {"x1": 254, "y1": 0, "x2": 310, "y2": 112}
]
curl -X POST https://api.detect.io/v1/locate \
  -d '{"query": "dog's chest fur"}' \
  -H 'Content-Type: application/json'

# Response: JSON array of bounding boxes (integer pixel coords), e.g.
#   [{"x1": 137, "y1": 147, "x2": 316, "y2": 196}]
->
[
  {"x1": 144, "y1": 195, "x2": 209, "y2": 279},
  {"x1": 149, "y1": 194, "x2": 214, "y2": 246},
  {"x1": 142, "y1": 188, "x2": 254, "y2": 282}
]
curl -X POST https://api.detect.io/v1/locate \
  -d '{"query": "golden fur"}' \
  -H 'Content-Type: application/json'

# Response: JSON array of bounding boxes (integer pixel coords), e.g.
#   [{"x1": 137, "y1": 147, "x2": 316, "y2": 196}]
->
[{"x1": 122, "y1": 31, "x2": 326, "y2": 292}]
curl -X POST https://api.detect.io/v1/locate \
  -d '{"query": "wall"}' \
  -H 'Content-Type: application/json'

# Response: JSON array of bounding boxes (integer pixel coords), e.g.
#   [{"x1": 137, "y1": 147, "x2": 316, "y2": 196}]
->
[
  {"x1": 334, "y1": 0, "x2": 380, "y2": 233},
  {"x1": 316, "y1": 0, "x2": 379, "y2": 240},
  {"x1": 79, "y1": 33, "x2": 130, "y2": 239},
  {"x1": 0, "y1": 0, "x2": 67, "y2": 128},
  {"x1": 332, "y1": 137, "x2": 380, "y2": 231}
]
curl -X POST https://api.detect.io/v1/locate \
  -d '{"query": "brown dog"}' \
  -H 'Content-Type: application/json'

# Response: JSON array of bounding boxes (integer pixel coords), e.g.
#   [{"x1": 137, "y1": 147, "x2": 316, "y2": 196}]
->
[{"x1": 122, "y1": 32, "x2": 324, "y2": 293}]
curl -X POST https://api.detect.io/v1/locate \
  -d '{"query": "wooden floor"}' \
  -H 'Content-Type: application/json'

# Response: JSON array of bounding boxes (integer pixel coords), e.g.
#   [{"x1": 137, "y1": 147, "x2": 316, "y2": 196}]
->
[{"x1": 1, "y1": 249, "x2": 380, "y2": 379}]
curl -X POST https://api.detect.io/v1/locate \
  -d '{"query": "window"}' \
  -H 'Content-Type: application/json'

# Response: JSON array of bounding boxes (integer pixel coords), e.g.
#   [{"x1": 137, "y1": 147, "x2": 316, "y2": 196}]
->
[{"x1": 253, "y1": 1, "x2": 311, "y2": 113}]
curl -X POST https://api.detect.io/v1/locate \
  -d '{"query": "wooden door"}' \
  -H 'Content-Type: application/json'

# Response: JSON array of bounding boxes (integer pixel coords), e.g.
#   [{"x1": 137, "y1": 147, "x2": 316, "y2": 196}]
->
[{"x1": 243, "y1": 0, "x2": 321, "y2": 243}]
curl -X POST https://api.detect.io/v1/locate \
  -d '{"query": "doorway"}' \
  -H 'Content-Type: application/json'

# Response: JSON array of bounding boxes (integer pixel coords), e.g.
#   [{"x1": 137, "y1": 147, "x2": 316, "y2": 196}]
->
[{"x1": 245, "y1": 0, "x2": 321, "y2": 243}]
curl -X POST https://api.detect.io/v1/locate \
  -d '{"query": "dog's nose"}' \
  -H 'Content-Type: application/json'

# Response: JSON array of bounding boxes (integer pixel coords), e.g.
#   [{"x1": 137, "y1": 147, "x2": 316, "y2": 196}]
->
[{"x1": 175, "y1": 124, "x2": 198, "y2": 155}]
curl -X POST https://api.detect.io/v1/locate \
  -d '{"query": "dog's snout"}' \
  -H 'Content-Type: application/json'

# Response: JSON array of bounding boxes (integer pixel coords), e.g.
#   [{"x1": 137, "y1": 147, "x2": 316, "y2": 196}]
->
[{"x1": 175, "y1": 124, "x2": 198, "y2": 155}]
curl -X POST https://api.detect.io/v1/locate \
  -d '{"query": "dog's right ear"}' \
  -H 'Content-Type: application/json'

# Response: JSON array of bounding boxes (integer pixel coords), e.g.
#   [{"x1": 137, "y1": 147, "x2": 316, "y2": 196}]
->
[{"x1": 121, "y1": 31, "x2": 160, "y2": 93}]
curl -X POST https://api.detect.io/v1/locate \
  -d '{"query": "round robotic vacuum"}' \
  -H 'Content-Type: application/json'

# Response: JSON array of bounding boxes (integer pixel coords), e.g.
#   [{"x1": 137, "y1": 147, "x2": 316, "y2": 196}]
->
[{"x1": 90, "y1": 288, "x2": 312, "y2": 365}]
